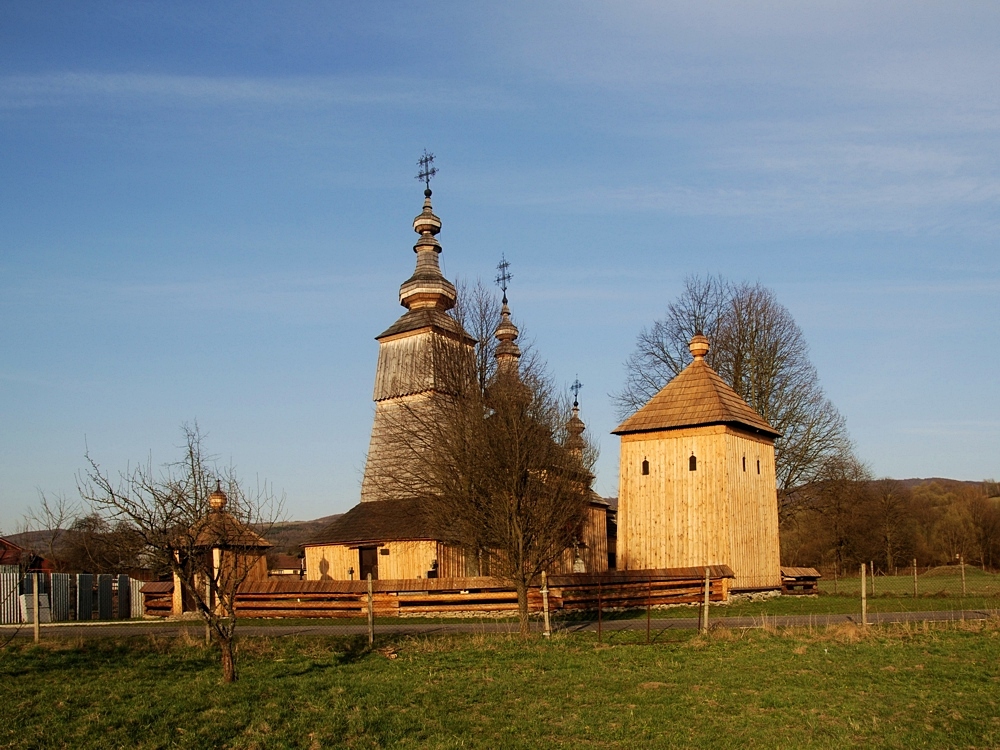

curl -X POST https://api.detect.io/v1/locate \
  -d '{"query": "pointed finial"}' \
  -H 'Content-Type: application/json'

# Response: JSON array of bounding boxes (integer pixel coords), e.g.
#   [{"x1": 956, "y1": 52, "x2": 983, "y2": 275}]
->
[
  {"x1": 495, "y1": 254, "x2": 512, "y2": 305},
  {"x1": 570, "y1": 377, "x2": 583, "y2": 407},
  {"x1": 416, "y1": 149, "x2": 437, "y2": 194},
  {"x1": 689, "y1": 333, "x2": 710, "y2": 359}
]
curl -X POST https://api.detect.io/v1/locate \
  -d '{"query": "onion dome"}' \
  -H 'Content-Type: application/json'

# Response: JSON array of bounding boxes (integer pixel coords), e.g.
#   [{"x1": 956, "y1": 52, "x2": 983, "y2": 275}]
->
[
  {"x1": 566, "y1": 399, "x2": 586, "y2": 457},
  {"x1": 208, "y1": 480, "x2": 227, "y2": 512},
  {"x1": 494, "y1": 299, "x2": 522, "y2": 373},
  {"x1": 398, "y1": 188, "x2": 457, "y2": 312}
]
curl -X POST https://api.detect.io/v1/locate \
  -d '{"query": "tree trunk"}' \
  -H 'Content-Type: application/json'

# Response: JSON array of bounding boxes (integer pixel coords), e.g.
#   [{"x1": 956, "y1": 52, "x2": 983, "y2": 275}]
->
[
  {"x1": 219, "y1": 634, "x2": 238, "y2": 683},
  {"x1": 515, "y1": 578, "x2": 530, "y2": 637}
]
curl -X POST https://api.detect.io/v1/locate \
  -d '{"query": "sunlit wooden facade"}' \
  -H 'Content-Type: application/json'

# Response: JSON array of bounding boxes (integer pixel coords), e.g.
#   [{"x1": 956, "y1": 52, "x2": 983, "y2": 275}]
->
[{"x1": 614, "y1": 334, "x2": 782, "y2": 591}]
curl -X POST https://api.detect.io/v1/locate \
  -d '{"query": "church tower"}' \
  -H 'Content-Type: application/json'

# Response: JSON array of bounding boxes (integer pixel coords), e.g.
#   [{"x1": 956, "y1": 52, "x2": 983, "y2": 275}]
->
[
  {"x1": 359, "y1": 168, "x2": 475, "y2": 503},
  {"x1": 613, "y1": 334, "x2": 781, "y2": 590}
]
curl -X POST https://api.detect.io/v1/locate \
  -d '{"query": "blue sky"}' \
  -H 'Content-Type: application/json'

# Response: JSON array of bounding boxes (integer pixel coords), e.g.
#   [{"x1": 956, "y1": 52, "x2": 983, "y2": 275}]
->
[{"x1": 2, "y1": 2, "x2": 998, "y2": 531}]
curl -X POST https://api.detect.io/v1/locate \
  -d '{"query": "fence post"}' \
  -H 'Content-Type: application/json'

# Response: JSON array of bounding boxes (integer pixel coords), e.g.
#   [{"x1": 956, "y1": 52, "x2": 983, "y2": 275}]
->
[
  {"x1": 700, "y1": 567, "x2": 710, "y2": 634},
  {"x1": 870, "y1": 561, "x2": 875, "y2": 596},
  {"x1": 366, "y1": 573, "x2": 374, "y2": 646},
  {"x1": 912, "y1": 559, "x2": 918, "y2": 598},
  {"x1": 961, "y1": 555, "x2": 967, "y2": 597},
  {"x1": 646, "y1": 575, "x2": 651, "y2": 645},
  {"x1": 541, "y1": 571, "x2": 551, "y2": 638},
  {"x1": 860, "y1": 563, "x2": 868, "y2": 627},
  {"x1": 597, "y1": 580, "x2": 602, "y2": 644},
  {"x1": 33, "y1": 573, "x2": 40, "y2": 644},
  {"x1": 833, "y1": 562, "x2": 838, "y2": 594}
]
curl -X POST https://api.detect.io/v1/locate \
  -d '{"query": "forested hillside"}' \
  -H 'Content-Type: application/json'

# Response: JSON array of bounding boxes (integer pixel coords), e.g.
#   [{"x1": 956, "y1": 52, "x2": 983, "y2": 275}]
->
[{"x1": 781, "y1": 478, "x2": 1000, "y2": 573}]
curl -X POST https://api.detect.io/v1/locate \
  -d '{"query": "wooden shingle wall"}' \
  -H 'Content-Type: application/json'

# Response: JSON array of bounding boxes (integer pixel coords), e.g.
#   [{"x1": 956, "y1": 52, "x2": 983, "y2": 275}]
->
[{"x1": 360, "y1": 392, "x2": 441, "y2": 503}]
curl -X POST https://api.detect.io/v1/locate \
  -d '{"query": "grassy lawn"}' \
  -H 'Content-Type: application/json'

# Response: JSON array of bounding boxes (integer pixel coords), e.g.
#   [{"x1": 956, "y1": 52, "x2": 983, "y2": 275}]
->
[{"x1": 4, "y1": 622, "x2": 1000, "y2": 748}]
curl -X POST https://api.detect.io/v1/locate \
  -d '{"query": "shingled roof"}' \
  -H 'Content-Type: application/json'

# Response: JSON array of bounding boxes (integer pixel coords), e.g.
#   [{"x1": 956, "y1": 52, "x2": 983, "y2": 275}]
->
[
  {"x1": 613, "y1": 334, "x2": 780, "y2": 438},
  {"x1": 303, "y1": 498, "x2": 441, "y2": 547},
  {"x1": 376, "y1": 308, "x2": 474, "y2": 343}
]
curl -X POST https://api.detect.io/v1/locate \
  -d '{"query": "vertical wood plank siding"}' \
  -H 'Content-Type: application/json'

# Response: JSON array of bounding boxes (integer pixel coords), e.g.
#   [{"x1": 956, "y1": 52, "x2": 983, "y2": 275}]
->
[
  {"x1": 550, "y1": 504, "x2": 611, "y2": 574},
  {"x1": 618, "y1": 425, "x2": 780, "y2": 590},
  {"x1": 305, "y1": 540, "x2": 442, "y2": 581}
]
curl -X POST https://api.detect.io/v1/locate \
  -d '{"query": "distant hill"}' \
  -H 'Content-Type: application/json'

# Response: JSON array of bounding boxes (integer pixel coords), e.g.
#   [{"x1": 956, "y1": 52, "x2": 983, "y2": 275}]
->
[
  {"x1": 4, "y1": 516, "x2": 344, "y2": 561},
  {"x1": 5, "y1": 529, "x2": 62, "y2": 551},
  {"x1": 263, "y1": 514, "x2": 342, "y2": 556},
  {"x1": 895, "y1": 478, "x2": 989, "y2": 491}
]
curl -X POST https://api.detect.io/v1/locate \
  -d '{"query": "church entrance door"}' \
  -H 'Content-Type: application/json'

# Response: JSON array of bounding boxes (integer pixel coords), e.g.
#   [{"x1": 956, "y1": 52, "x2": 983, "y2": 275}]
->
[{"x1": 359, "y1": 546, "x2": 379, "y2": 580}]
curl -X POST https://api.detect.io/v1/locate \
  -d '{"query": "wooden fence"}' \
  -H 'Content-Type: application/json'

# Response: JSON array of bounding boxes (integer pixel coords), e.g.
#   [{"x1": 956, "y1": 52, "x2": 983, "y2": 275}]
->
[{"x1": 207, "y1": 566, "x2": 733, "y2": 619}]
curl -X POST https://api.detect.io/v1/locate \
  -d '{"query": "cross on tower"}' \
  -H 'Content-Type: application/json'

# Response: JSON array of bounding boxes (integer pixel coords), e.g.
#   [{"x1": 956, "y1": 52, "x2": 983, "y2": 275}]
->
[
  {"x1": 416, "y1": 150, "x2": 438, "y2": 192},
  {"x1": 495, "y1": 255, "x2": 512, "y2": 304},
  {"x1": 570, "y1": 376, "x2": 583, "y2": 407}
]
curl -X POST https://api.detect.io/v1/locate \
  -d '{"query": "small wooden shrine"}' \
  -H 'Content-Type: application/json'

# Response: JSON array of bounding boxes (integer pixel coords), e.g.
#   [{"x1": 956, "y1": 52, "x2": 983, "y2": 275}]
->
[{"x1": 171, "y1": 483, "x2": 271, "y2": 615}]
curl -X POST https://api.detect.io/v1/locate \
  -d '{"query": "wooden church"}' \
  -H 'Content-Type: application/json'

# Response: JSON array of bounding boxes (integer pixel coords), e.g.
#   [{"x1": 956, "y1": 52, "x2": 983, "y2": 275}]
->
[
  {"x1": 613, "y1": 333, "x2": 782, "y2": 591},
  {"x1": 303, "y1": 160, "x2": 780, "y2": 592},
  {"x1": 303, "y1": 181, "x2": 609, "y2": 580}
]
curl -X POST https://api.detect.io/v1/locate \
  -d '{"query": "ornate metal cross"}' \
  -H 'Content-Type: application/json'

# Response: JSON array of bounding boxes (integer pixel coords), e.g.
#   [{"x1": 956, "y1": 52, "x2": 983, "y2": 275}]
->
[
  {"x1": 495, "y1": 255, "x2": 512, "y2": 303},
  {"x1": 571, "y1": 377, "x2": 583, "y2": 406},
  {"x1": 416, "y1": 150, "x2": 438, "y2": 190}
]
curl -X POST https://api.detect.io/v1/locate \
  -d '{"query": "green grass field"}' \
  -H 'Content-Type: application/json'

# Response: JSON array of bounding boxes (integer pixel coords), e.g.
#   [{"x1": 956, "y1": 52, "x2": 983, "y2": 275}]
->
[{"x1": 4, "y1": 621, "x2": 1000, "y2": 749}]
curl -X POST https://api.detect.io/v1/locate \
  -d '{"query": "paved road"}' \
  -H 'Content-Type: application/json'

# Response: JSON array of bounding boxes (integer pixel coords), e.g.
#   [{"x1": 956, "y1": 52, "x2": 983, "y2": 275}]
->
[{"x1": 3, "y1": 608, "x2": 995, "y2": 639}]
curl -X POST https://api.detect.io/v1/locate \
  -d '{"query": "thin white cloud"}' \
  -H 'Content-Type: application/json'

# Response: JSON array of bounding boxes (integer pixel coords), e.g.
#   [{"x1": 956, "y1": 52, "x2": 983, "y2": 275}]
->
[
  {"x1": 2, "y1": 269, "x2": 389, "y2": 320},
  {"x1": 0, "y1": 72, "x2": 514, "y2": 112}
]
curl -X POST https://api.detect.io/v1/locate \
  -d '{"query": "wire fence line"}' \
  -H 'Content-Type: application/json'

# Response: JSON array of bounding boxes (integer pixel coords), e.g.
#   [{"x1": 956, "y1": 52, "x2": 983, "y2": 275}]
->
[
  {"x1": 818, "y1": 560, "x2": 998, "y2": 597},
  {"x1": 5, "y1": 564, "x2": 1000, "y2": 646}
]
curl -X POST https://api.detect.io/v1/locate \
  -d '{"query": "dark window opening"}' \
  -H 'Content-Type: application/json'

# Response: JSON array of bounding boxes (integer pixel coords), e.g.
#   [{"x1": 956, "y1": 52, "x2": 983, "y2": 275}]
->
[
  {"x1": 756, "y1": 459, "x2": 760, "y2": 474},
  {"x1": 742, "y1": 456, "x2": 746, "y2": 472},
  {"x1": 359, "y1": 546, "x2": 379, "y2": 580},
  {"x1": 641, "y1": 459, "x2": 649, "y2": 475},
  {"x1": 689, "y1": 455, "x2": 697, "y2": 471}
]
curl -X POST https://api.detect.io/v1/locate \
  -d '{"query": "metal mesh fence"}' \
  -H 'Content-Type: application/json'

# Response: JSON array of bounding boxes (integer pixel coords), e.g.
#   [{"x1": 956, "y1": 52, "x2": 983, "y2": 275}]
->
[{"x1": 818, "y1": 562, "x2": 1000, "y2": 597}]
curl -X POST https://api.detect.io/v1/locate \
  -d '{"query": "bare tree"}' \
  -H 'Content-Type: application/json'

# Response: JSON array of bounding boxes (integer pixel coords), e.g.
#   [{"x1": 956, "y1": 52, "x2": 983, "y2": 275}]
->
[
  {"x1": 801, "y1": 452, "x2": 873, "y2": 572},
  {"x1": 78, "y1": 424, "x2": 281, "y2": 682},
  {"x1": 444, "y1": 371, "x2": 591, "y2": 635},
  {"x1": 614, "y1": 275, "x2": 851, "y2": 518},
  {"x1": 371, "y1": 344, "x2": 592, "y2": 636},
  {"x1": 451, "y1": 277, "x2": 502, "y2": 393},
  {"x1": 451, "y1": 277, "x2": 540, "y2": 392},
  {"x1": 20, "y1": 492, "x2": 80, "y2": 572},
  {"x1": 866, "y1": 479, "x2": 915, "y2": 572},
  {"x1": 59, "y1": 514, "x2": 147, "y2": 574}
]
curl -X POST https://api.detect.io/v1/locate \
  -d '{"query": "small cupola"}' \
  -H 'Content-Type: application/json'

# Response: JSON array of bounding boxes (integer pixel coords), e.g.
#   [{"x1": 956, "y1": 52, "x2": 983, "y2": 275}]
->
[{"x1": 208, "y1": 480, "x2": 227, "y2": 512}]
